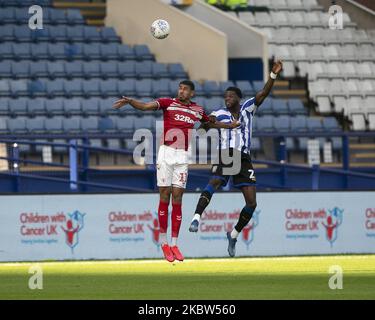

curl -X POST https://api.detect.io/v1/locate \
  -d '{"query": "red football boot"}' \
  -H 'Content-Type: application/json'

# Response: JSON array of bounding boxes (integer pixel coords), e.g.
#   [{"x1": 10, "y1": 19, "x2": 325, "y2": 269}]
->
[
  {"x1": 161, "y1": 244, "x2": 175, "y2": 262},
  {"x1": 170, "y1": 245, "x2": 184, "y2": 261}
]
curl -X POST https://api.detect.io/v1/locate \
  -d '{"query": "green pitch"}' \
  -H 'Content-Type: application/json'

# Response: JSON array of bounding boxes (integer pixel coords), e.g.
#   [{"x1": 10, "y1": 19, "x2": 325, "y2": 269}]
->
[{"x1": 0, "y1": 255, "x2": 374, "y2": 300}]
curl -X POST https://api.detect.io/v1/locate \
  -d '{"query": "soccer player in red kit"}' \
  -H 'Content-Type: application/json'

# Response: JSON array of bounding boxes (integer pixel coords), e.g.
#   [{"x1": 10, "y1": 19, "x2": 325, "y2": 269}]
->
[{"x1": 113, "y1": 80, "x2": 239, "y2": 262}]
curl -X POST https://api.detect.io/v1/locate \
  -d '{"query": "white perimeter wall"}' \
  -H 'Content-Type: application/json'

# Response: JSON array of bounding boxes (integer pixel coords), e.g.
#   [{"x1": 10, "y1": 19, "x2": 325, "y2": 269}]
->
[{"x1": 1, "y1": 192, "x2": 375, "y2": 262}]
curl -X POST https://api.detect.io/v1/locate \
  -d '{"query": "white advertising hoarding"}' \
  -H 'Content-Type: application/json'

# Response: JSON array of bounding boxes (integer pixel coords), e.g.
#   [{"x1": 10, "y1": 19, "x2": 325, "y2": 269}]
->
[{"x1": 0, "y1": 192, "x2": 374, "y2": 262}]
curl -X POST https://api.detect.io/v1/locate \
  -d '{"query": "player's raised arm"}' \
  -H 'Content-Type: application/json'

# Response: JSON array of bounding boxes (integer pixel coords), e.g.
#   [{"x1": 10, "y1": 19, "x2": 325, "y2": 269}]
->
[
  {"x1": 255, "y1": 60, "x2": 283, "y2": 107},
  {"x1": 113, "y1": 96, "x2": 158, "y2": 111}
]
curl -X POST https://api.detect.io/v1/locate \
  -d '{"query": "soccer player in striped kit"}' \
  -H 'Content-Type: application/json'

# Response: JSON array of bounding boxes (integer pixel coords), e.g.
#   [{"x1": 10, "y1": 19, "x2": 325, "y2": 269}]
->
[{"x1": 189, "y1": 60, "x2": 283, "y2": 257}]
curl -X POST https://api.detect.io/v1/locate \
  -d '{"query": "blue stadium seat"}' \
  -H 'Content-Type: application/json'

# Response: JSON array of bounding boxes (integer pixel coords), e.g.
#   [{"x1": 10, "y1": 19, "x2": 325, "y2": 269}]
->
[
  {"x1": 63, "y1": 116, "x2": 80, "y2": 133},
  {"x1": 135, "y1": 79, "x2": 152, "y2": 97},
  {"x1": 100, "y1": 62, "x2": 118, "y2": 78},
  {"x1": 0, "y1": 80, "x2": 10, "y2": 96},
  {"x1": 47, "y1": 62, "x2": 65, "y2": 78},
  {"x1": 46, "y1": 79, "x2": 64, "y2": 97},
  {"x1": 15, "y1": 8, "x2": 30, "y2": 25},
  {"x1": 99, "y1": 98, "x2": 116, "y2": 116},
  {"x1": 168, "y1": 63, "x2": 187, "y2": 79},
  {"x1": 83, "y1": 79, "x2": 100, "y2": 97},
  {"x1": 273, "y1": 115, "x2": 290, "y2": 132},
  {"x1": 153, "y1": 79, "x2": 171, "y2": 97},
  {"x1": 192, "y1": 81, "x2": 204, "y2": 96},
  {"x1": 81, "y1": 117, "x2": 99, "y2": 133},
  {"x1": 307, "y1": 118, "x2": 323, "y2": 131},
  {"x1": 152, "y1": 63, "x2": 170, "y2": 78},
  {"x1": 116, "y1": 116, "x2": 136, "y2": 134},
  {"x1": 64, "y1": 79, "x2": 83, "y2": 97},
  {"x1": 118, "y1": 79, "x2": 136, "y2": 96},
  {"x1": 100, "y1": 27, "x2": 120, "y2": 43},
  {"x1": 50, "y1": 8, "x2": 67, "y2": 25},
  {"x1": 219, "y1": 81, "x2": 235, "y2": 93},
  {"x1": 205, "y1": 97, "x2": 224, "y2": 113},
  {"x1": 0, "y1": 116, "x2": 8, "y2": 134},
  {"x1": 322, "y1": 117, "x2": 341, "y2": 131},
  {"x1": 330, "y1": 137, "x2": 342, "y2": 151},
  {"x1": 7, "y1": 117, "x2": 27, "y2": 134},
  {"x1": 118, "y1": 61, "x2": 136, "y2": 78},
  {"x1": 169, "y1": 79, "x2": 184, "y2": 96},
  {"x1": 136, "y1": 61, "x2": 153, "y2": 78},
  {"x1": 10, "y1": 79, "x2": 28, "y2": 96},
  {"x1": 11, "y1": 61, "x2": 29, "y2": 78},
  {"x1": 64, "y1": 43, "x2": 83, "y2": 60},
  {"x1": 252, "y1": 81, "x2": 264, "y2": 93},
  {"x1": 0, "y1": 98, "x2": 9, "y2": 115},
  {"x1": 134, "y1": 116, "x2": 154, "y2": 130},
  {"x1": 134, "y1": 45, "x2": 154, "y2": 60},
  {"x1": 290, "y1": 115, "x2": 308, "y2": 132},
  {"x1": 26, "y1": 117, "x2": 45, "y2": 134},
  {"x1": 99, "y1": 117, "x2": 116, "y2": 133},
  {"x1": 1, "y1": 8, "x2": 16, "y2": 24},
  {"x1": 84, "y1": 26, "x2": 101, "y2": 42},
  {"x1": 203, "y1": 81, "x2": 221, "y2": 97},
  {"x1": 30, "y1": 61, "x2": 48, "y2": 78},
  {"x1": 0, "y1": 61, "x2": 12, "y2": 78},
  {"x1": 272, "y1": 99, "x2": 289, "y2": 115},
  {"x1": 30, "y1": 43, "x2": 49, "y2": 60},
  {"x1": 83, "y1": 61, "x2": 101, "y2": 78},
  {"x1": 66, "y1": 26, "x2": 84, "y2": 42},
  {"x1": 45, "y1": 117, "x2": 64, "y2": 133},
  {"x1": 46, "y1": 98, "x2": 64, "y2": 116},
  {"x1": 0, "y1": 42, "x2": 13, "y2": 60},
  {"x1": 257, "y1": 116, "x2": 274, "y2": 132},
  {"x1": 99, "y1": 43, "x2": 119, "y2": 60},
  {"x1": 100, "y1": 79, "x2": 118, "y2": 97},
  {"x1": 28, "y1": 98, "x2": 46, "y2": 116},
  {"x1": 288, "y1": 99, "x2": 306, "y2": 115},
  {"x1": 28, "y1": 79, "x2": 46, "y2": 97},
  {"x1": 52, "y1": 138, "x2": 68, "y2": 153},
  {"x1": 251, "y1": 137, "x2": 261, "y2": 152},
  {"x1": 257, "y1": 98, "x2": 272, "y2": 115},
  {"x1": 0, "y1": 25, "x2": 14, "y2": 42},
  {"x1": 9, "y1": 98, "x2": 28, "y2": 116},
  {"x1": 48, "y1": 43, "x2": 67, "y2": 59},
  {"x1": 49, "y1": 25, "x2": 67, "y2": 42},
  {"x1": 235, "y1": 81, "x2": 255, "y2": 97},
  {"x1": 82, "y1": 98, "x2": 100, "y2": 116},
  {"x1": 83, "y1": 43, "x2": 101, "y2": 60},
  {"x1": 63, "y1": 98, "x2": 81, "y2": 116},
  {"x1": 65, "y1": 61, "x2": 83, "y2": 78},
  {"x1": 66, "y1": 9, "x2": 84, "y2": 25},
  {"x1": 12, "y1": 43, "x2": 30, "y2": 59},
  {"x1": 32, "y1": 28, "x2": 49, "y2": 42},
  {"x1": 117, "y1": 44, "x2": 135, "y2": 60}
]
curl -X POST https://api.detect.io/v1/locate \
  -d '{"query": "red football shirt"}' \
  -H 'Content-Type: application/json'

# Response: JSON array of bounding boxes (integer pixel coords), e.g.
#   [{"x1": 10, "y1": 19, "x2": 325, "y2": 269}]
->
[{"x1": 156, "y1": 98, "x2": 210, "y2": 151}]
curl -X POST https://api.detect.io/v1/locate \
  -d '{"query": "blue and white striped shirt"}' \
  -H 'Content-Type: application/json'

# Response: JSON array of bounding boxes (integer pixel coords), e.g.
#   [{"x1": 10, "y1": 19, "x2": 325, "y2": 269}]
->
[{"x1": 210, "y1": 97, "x2": 257, "y2": 155}]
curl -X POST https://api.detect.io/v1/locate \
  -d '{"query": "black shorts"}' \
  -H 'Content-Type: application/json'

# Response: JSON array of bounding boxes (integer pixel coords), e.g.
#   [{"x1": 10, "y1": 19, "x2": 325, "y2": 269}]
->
[{"x1": 210, "y1": 148, "x2": 256, "y2": 188}]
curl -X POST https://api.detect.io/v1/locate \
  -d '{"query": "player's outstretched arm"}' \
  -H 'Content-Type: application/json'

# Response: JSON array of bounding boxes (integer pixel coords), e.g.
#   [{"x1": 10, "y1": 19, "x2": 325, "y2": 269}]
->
[
  {"x1": 203, "y1": 116, "x2": 241, "y2": 129},
  {"x1": 255, "y1": 60, "x2": 283, "y2": 107},
  {"x1": 113, "y1": 96, "x2": 158, "y2": 111}
]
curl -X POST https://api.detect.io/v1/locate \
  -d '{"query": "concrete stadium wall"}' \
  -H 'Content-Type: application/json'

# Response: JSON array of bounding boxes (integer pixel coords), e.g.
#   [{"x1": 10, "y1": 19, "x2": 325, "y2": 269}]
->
[
  {"x1": 1, "y1": 192, "x2": 374, "y2": 262},
  {"x1": 182, "y1": 0, "x2": 269, "y2": 80},
  {"x1": 106, "y1": 0, "x2": 228, "y2": 81}
]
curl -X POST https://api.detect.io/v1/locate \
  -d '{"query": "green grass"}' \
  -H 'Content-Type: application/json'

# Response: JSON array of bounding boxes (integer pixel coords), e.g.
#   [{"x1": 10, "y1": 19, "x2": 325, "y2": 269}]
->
[{"x1": 0, "y1": 255, "x2": 374, "y2": 300}]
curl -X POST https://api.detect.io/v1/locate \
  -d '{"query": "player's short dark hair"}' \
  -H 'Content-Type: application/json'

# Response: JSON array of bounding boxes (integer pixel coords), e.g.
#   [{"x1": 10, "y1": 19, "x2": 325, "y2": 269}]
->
[
  {"x1": 179, "y1": 80, "x2": 195, "y2": 91},
  {"x1": 225, "y1": 87, "x2": 243, "y2": 99}
]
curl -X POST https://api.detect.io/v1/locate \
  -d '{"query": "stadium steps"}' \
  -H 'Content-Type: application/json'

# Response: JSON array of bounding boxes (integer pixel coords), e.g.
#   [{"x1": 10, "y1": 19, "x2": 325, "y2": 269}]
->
[{"x1": 349, "y1": 143, "x2": 375, "y2": 164}]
